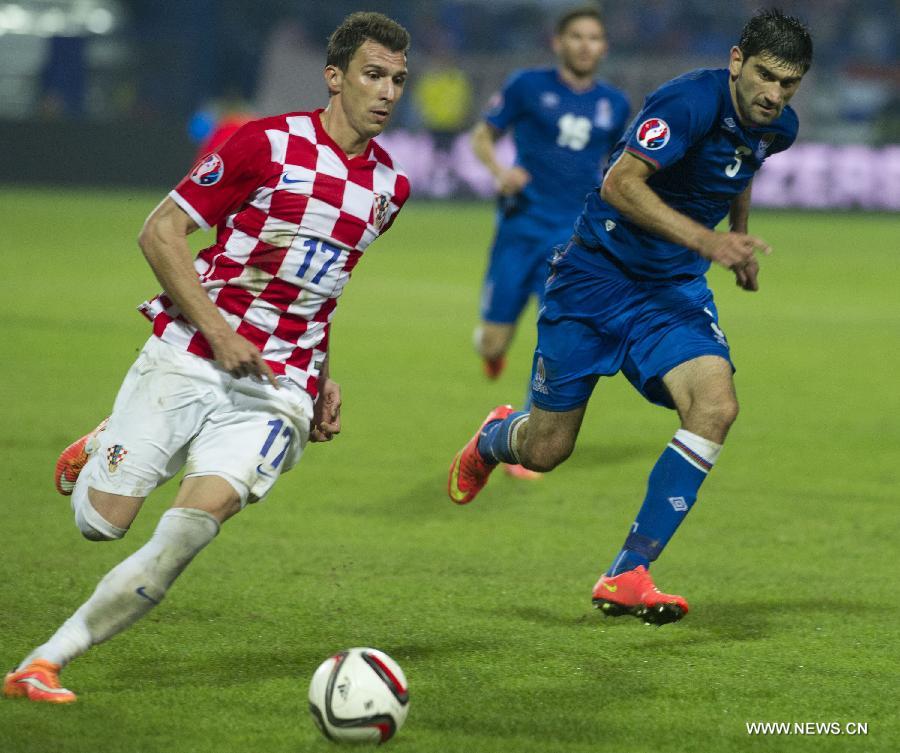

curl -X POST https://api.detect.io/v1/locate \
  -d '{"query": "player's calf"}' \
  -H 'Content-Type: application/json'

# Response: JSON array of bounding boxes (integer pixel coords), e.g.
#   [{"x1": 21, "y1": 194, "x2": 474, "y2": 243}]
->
[
  {"x1": 517, "y1": 427, "x2": 576, "y2": 472},
  {"x1": 511, "y1": 403, "x2": 585, "y2": 473}
]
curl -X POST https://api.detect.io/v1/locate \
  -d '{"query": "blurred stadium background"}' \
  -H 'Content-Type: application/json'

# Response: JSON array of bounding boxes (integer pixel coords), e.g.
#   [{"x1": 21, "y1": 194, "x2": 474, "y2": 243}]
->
[{"x1": 0, "y1": 0, "x2": 897, "y2": 206}]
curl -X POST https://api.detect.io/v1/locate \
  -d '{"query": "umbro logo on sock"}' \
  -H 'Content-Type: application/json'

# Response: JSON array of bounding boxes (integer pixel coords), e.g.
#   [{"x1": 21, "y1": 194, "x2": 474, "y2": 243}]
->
[{"x1": 668, "y1": 496, "x2": 688, "y2": 512}]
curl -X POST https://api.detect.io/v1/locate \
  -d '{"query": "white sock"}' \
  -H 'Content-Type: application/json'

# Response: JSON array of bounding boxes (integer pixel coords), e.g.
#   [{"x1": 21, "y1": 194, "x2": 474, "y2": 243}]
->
[
  {"x1": 20, "y1": 508, "x2": 219, "y2": 669},
  {"x1": 669, "y1": 429, "x2": 722, "y2": 472},
  {"x1": 508, "y1": 414, "x2": 528, "y2": 464}
]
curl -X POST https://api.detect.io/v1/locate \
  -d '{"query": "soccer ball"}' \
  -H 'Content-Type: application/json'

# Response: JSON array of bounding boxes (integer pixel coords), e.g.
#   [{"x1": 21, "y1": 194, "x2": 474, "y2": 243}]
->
[{"x1": 308, "y1": 647, "x2": 410, "y2": 744}]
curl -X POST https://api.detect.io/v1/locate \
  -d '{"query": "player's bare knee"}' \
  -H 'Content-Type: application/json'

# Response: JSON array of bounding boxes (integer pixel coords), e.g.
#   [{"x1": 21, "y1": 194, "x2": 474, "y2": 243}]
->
[
  {"x1": 685, "y1": 397, "x2": 739, "y2": 442},
  {"x1": 707, "y1": 395, "x2": 739, "y2": 432},
  {"x1": 722, "y1": 397, "x2": 739, "y2": 428},
  {"x1": 73, "y1": 485, "x2": 129, "y2": 541}
]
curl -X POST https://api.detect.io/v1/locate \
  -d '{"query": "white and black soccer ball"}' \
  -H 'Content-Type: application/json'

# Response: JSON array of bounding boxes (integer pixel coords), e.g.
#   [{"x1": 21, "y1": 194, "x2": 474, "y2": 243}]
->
[{"x1": 308, "y1": 647, "x2": 409, "y2": 744}]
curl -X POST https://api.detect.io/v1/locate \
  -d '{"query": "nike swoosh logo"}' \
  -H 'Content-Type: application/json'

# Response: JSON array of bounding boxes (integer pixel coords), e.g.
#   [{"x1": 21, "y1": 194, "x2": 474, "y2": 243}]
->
[
  {"x1": 256, "y1": 463, "x2": 274, "y2": 479},
  {"x1": 601, "y1": 583, "x2": 618, "y2": 593},
  {"x1": 448, "y1": 455, "x2": 467, "y2": 503},
  {"x1": 282, "y1": 174, "x2": 309, "y2": 184},
  {"x1": 17, "y1": 676, "x2": 71, "y2": 694},
  {"x1": 135, "y1": 586, "x2": 160, "y2": 604}
]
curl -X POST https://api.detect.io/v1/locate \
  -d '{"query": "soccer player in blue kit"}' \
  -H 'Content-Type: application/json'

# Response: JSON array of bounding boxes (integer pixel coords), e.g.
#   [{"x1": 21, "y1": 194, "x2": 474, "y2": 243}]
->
[
  {"x1": 449, "y1": 9, "x2": 813, "y2": 624},
  {"x1": 470, "y1": 7, "x2": 629, "y2": 465}
]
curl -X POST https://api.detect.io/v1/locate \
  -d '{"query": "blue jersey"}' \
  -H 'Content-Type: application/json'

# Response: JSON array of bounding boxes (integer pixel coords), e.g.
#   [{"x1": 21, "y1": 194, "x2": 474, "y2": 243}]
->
[
  {"x1": 574, "y1": 68, "x2": 799, "y2": 280},
  {"x1": 485, "y1": 67, "x2": 630, "y2": 223}
]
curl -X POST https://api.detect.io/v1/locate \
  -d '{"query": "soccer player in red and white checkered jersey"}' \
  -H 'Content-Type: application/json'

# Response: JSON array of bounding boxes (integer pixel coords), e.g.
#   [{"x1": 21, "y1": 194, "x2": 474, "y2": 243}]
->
[{"x1": 5, "y1": 12, "x2": 410, "y2": 705}]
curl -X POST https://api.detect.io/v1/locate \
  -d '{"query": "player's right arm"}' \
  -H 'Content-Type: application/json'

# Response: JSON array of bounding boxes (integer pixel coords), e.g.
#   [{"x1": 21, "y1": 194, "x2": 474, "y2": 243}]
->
[
  {"x1": 600, "y1": 152, "x2": 770, "y2": 268},
  {"x1": 473, "y1": 71, "x2": 532, "y2": 196},
  {"x1": 470, "y1": 121, "x2": 530, "y2": 196},
  {"x1": 138, "y1": 198, "x2": 277, "y2": 386}
]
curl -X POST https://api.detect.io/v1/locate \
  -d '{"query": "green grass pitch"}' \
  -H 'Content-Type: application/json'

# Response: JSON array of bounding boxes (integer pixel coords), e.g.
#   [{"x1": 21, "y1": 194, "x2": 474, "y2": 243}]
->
[{"x1": 0, "y1": 188, "x2": 897, "y2": 752}]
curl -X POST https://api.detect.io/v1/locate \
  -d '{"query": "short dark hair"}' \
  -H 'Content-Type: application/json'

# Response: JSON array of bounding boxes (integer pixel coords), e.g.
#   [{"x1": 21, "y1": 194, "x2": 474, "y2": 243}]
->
[
  {"x1": 738, "y1": 8, "x2": 813, "y2": 74},
  {"x1": 555, "y1": 6, "x2": 604, "y2": 36},
  {"x1": 326, "y1": 12, "x2": 410, "y2": 72}
]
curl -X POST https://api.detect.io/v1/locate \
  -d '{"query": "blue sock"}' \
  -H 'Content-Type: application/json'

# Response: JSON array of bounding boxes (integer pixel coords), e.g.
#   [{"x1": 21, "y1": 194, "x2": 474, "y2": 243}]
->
[
  {"x1": 476, "y1": 411, "x2": 528, "y2": 465},
  {"x1": 608, "y1": 430, "x2": 722, "y2": 576}
]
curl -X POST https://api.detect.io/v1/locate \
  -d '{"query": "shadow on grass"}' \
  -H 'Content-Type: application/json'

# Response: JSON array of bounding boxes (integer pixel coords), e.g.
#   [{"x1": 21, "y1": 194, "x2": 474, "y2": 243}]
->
[
  {"x1": 366, "y1": 441, "x2": 662, "y2": 516},
  {"x1": 563, "y1": 440, "x2": 662, "y2": 470},
  {"x1": 417, "y1": 675, "x2": 668, "y2": 745},
  {"x1": 500, "y1": 597, "x2": 869, "y2": 647},
  {"x1": 113, "y1": 636, "x2": 498, "y2": 693}
]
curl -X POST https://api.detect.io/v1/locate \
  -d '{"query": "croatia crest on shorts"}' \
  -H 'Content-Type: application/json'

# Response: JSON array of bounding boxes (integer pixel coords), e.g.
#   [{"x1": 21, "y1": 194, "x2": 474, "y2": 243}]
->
[
  {"x1": 107, "y1": 444, "x2": 128, "y2": 473},
  {"x1": 636, "y1": 118, "x2": 670, "y2": 150},
  {"x1": 190, "y1": 153, "x2": 224, "y2": 186}
]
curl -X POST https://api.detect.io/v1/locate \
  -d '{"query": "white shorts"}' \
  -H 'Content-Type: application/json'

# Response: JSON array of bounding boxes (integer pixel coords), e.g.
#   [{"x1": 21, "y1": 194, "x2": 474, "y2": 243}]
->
[{"x1": 81, "y1": 336, "x2": 313, "y2": 505}]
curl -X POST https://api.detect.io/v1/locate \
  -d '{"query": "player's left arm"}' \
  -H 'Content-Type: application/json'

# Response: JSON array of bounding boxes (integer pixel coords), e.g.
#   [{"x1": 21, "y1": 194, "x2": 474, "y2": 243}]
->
[
  {"x1": 729, "y1": 180, "x2": 759, "y2": 292},
  {"x1": 601, "y1": 153, "x2": 770, "y2": 269},
  {"x1": 310, "y1": 350, "x2": 341, "y2": 443},
  {"x1": 471, "y1": 121, "x2": 530, "y2": 196}
]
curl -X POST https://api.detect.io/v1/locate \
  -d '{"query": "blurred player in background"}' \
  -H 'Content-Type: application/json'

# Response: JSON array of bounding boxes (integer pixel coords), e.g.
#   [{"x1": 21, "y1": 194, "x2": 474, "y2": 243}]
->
[
  {"x1": 190, "y1": 100, "x2": 258, "y2": 162},
  {"x1": 4, "y1": 12, "x2": 410, "y2": 704},
  {"x1": 449, "y1": 9, "x2": 812, "y2": 623},
  {"x1": 470, "y1": 6, "x2": 629, "y2": 479}
]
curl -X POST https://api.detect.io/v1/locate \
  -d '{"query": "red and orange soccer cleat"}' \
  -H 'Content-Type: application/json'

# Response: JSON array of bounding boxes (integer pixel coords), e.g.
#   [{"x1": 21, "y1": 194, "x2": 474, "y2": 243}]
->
[
  {"x1": 503, "y1": 463, "x2": 542, "y2": 480},
  {"x1": 592, "y1": 565, "x2": 689, "y2": 625},
  {"x1": 447, "y1": 405, "x2": 514, "y2": 505},
  {"x1": 3, "y1": 660, "x2": 76, "y2": 704},
  {"x1": 483, "y1": 355, "x2": 506, "y2": 381},
  {"x1": 54, "y1": 418, "x2": 109, "y2": 496}
]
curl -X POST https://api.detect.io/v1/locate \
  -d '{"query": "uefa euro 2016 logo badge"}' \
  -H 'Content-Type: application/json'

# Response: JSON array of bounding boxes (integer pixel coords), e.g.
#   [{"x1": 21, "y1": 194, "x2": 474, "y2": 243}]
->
[
  {"x1": 190, "y1": 153, "x2": 224, "y2": 186},
  {"x1": 636, "y1": 118, "x2": 670, "y2": 150}
]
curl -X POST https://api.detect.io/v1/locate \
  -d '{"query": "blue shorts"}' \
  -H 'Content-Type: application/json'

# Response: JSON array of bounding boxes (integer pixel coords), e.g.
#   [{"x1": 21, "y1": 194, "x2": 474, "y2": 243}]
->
[
  {"x1": 480, "y1": 206, "x2": 574, "y2": 324},
  {"x1": 530, "y1": 240, "x2": 734, "y2": 411}
]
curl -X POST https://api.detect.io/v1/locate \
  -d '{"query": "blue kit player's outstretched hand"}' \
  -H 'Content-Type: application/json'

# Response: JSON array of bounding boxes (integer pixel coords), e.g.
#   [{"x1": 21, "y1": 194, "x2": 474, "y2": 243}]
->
[{"x1": 449, "y1": 9, "x2": 813, "y2": 624}]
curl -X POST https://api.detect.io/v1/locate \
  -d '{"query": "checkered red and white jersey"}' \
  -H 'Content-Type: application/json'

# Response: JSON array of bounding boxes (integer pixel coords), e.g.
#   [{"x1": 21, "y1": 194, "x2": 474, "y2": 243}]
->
[{"x1": 139, "y1": 109, "x2": 410, "y2": 399}]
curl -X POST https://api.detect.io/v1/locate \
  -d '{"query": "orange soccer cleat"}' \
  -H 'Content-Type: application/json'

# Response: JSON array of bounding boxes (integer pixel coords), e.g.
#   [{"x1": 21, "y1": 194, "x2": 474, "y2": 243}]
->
[
  {"x1": 592, "y1": 566, "x2": 689, "y2": 625},
  {"x1": 3, "y1": 660, "x2": 76, "y2": 704},
  {"x1": 447, "y1": 405, "x2": 514, "y2": 505},
  {"x1": 54, "y1": 418, "x2": 109, "y2": 496}
]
